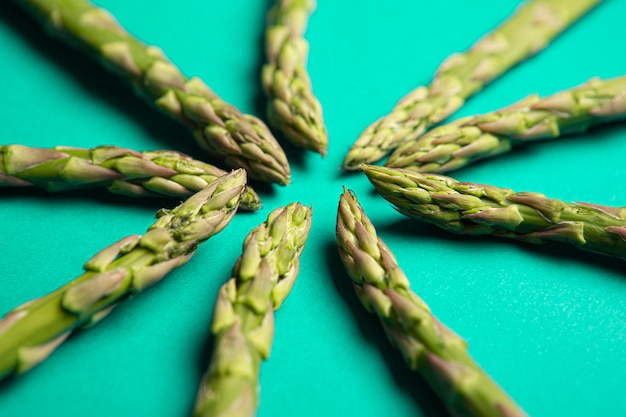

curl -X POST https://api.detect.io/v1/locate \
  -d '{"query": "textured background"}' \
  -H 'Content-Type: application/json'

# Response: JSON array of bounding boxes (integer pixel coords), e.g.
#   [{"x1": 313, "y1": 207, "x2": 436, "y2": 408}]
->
[{"x1": 1, "y1": 1, "x2": 625, "y2": 416}]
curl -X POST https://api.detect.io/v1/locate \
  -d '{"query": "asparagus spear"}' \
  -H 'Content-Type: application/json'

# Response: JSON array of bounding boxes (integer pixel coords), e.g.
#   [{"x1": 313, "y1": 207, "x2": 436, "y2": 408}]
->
[
  {"x1": 0, "y1": 169, "x2": 247, "y2": 381},
  {"x1": 261, "y1": 0, "x2": 328, "y2": 156},
  {"x1": 12, "y1": 0, "x2": 291, "y2": 185},
  {"x1": 0, "y1": 144, "x2": 261, "y2": 210},
  {"x1": 193, "y1": 202, "x2": 312, "y2": 417},
  {"x1": 386, "y1": 76, "x2": 626, "y2": 173},
  {"x1": 363, "y1": 165, "x2": 626, "y2": 260},
  {"x1": 336, "y1": 188, "x2": 527, "y2": 417},
  {"x1": 342, "y1": 0, "x2": 602, "y2": 169}
]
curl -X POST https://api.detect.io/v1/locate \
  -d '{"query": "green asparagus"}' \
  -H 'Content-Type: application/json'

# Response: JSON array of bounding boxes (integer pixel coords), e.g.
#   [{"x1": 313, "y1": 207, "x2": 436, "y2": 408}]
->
[
  {"x1": 0, "y1": 169, "x2": 247, "y2": 381},
  {"x1": 193, "y1": 202, "x2": 312, "y2": 417},
  {"x1": 386, "y1": 76, "x2": 626, "y2": 173},
  {"x1": 336, "y1": 188, "x2": 527, "y2": 417},
  {"x1": 261, "y1": 0, "x2": 328, "y2": 156},
  {"x1": 363, "y1": 165, "x2": 626, "y2": 260},
  {"x1": 342, "y1": 0, "x2": 601, "y2": 169},
  {"x1": 12, "y1": 0, "x2": 291, "y2": 185},
  {"x1": 0, "y1": 144, "x2": 261, "y2": 210}
]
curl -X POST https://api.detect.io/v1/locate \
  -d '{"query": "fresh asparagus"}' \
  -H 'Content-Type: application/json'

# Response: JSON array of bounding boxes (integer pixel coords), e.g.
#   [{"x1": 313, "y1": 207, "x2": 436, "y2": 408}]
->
[
  {"x1": 0, "y1": 169, "x2": 247, "y2": 380},
  {"x1": 261, "y1": 0, "x2": 328, "y2": 156},
  {"x1": 0, "y1": 144, "x2": 261, "y2": 210},
  {"x1": 342, "y1": 0, "x2": 601, "y2": 169},
  {"x1": 336, "y1": 188, "x2": 527, "y2": 417},
  {"x1": 193, "y1": 202, "x2": 312, "y2": 417},
  {"x1": 12, "y1": 0, "x2": 291, "y2": 185},
  {"x1": 386, "y1": 76, "x2": 626, "y2": 173},
  {"x1": 363, "y1": 165, "x2": 626, "y2": 260}
]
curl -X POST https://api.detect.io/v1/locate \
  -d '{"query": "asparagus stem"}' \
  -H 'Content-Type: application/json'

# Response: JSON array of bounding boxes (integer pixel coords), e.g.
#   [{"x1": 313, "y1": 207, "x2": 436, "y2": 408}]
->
[
  {"x1": 386, "y1": 76, "x2": 626, "y2": 173},
  {"x1": 0, "y1": 169, "x2": 247, "y2": 380},
  {"x1": 0, "y1": 144, "x2": 261, "y2": 210},
  {"x1": 336, "y1": 187, "x2": 527, "y2": 417},
  {"x1": 343, "y1": 0, "x2": 602, "y2": 169},
  {"x1": 12, "y1": 0, "x2": 291, "y2": 184},
  {"x1": 363, "y1": 165, "x2": 626, "y2": 260},
  {"x1": 261, "y1": 0, "x2": 328, "y2": 156},
  {"x1": 193, "y1": 202, "x2": 312, "y2": 417}
]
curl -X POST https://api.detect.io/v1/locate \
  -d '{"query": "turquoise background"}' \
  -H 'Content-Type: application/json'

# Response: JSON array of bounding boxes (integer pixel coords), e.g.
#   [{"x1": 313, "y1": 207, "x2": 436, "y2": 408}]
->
[{"x1": 1, "y1": 0, "x2": 625, "y2": 416}]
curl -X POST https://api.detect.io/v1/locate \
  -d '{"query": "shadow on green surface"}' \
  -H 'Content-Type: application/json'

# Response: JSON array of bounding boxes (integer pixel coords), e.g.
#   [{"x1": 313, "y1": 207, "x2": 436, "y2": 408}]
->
[
  {"x1": 323, "y1": 241, "x2": 450, "y2": 417},
  {"x1": 0, "y1": 184, "x2": 179, "y2": 209},
  {"x1": 250, "y1": 0, "x2": 276, "y2": 119},
  {"x1": 384, "y1": 217, "x2": 626, "y2": 284},
  {"x1": 189, "y1": 324, "x2": 217, "y2": 415},
  {"x1": 455, "y1": 121, "x2": 626, "y2": 183}
]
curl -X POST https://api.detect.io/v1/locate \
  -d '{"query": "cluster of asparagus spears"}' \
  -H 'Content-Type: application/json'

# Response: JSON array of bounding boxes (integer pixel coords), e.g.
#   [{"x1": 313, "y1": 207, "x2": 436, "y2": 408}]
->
[
  {"x1": 336, "y1": 189, "x2": 528, "y2": 417},
  {"x1": 2, "y1": 0, "x2": 623, "y2": 416},
  {"x1": 10, "y1": 0, "x2": 326, "y2": 188},
  {"x1": 0, "y1": 170, "x2": 248, "y2": 379},
  {"x1": 3, "y1": 0, "x2": 321, "y2": 415},
  {"x1": 0, "y1": 169, "x2": 313, "y2": 417},
  {"x1": 342, "y1": 0, "x2": 604, "y2": 169},
  {"x1": 337, "y1": 0, "x2": 626, "y2": 416}
]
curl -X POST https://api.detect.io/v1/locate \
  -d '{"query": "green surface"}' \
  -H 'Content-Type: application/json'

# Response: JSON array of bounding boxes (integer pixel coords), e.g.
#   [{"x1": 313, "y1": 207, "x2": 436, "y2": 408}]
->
[{"x1": 0, "y1": 1, "x2": 625, "y2": 416}]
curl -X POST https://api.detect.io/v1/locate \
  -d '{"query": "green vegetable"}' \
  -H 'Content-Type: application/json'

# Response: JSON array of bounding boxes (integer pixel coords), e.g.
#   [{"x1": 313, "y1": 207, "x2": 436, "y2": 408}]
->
[
  {"x1": 336, "y1": 188, "x2": 527, "y2": 417},
  {"x1": 363, "y1": 165, "x2": 626, "y2": 260},
  {"x1": 262, "y1": 0, "x2": 328, "y2": 156},
  {"x1": 0, "y1": 144, "x2": 261, "y2": 210},
  {"x1": 342, "y1": 0, "x2": 601, "y2": 169},
  {"x1": 193, "y1": 202, "x2": 312, "y2": 417},
  {"x1": 0, "y1": 169, "x2": 247, "y2": 381},
  {"x1": 387, "y1": 76, "x2": 626, "y2": 173},
  {"x1": 12, "y1": 0, "x2": 291, "y2": 185}
]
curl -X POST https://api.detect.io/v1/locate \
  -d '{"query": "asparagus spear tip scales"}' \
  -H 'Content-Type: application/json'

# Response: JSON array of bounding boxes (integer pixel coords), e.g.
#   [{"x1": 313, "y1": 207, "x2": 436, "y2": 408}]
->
[
  {"x1": 12, "y1": 0, "x2": 291, "y2": 185},
  {"x1": 336, "y1": 188, "x2": 527, "y2": 417},
  {"x1": 193, "y1": 202, "x2": 312, "y2": 417},
  {"x1": 0, "y1": 169, "x2": 247, "y2": 381},
  {"x1": 262, "y1": 0, "x2": 328, "y2": 156},
  {"x1": 342, "y1": 0, "x2": 601, "y2": 169}
]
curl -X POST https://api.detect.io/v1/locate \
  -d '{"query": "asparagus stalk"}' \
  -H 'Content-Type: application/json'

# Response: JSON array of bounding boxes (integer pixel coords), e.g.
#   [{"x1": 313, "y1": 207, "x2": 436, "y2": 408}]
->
[
  {"x1": 336, "y1": 188, "x2": 527, "y2": 417},
  {"x1": 386, "y1": 76, "x2": 626, "y2": 173},
  {"x1": 342, "y1": 0, "x2": 602, "y2": 169},
  {"x1": 0, "y1": 169, "x2": 247, "y2": 381},
  {"x1": 12, "y1": 0, "x2": 291, "y2": 185},
  {"x1": 363, "y1": 165, "x2": 626, "y2": 260},
  {"x1": 193, "y1": 202, "x2": 312, "y2": 417},
  {"x1": 261, "y1": 0, "x2": 328, "y2": 156},
  {"x1": 0, "y1": 144, "x2": 261, "y2": 210}
]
